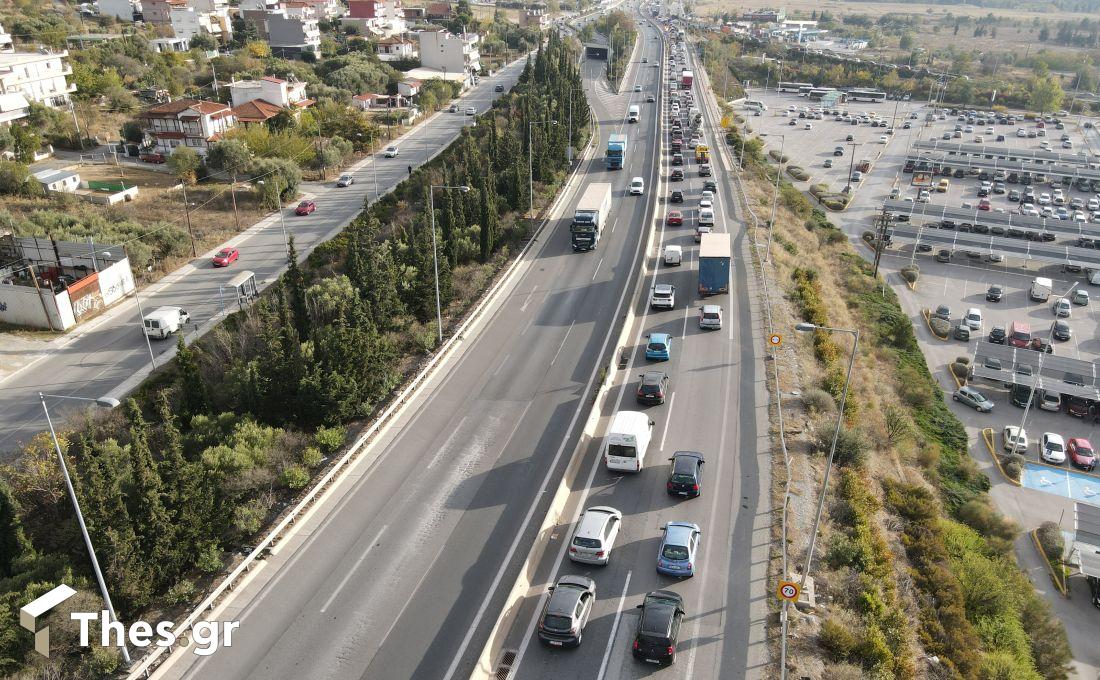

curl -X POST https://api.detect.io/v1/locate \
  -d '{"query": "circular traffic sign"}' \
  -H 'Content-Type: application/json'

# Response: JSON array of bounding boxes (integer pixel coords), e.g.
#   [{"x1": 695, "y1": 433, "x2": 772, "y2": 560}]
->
[
  {"x1": 769, "y1": 334, "x2": 783, "y2": 346},
  {"x1": 777, "y1": 581, "x2": 800, "y2": 602}
]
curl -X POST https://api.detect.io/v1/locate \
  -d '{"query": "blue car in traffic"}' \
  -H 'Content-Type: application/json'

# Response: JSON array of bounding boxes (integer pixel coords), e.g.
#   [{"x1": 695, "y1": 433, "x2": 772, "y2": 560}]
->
[
  {"x1": 646, "y1": 333, "x2": 672, "y2": 361},
  {"x1": 656, "y1": 521, "x2": 701, "y2": 577}
]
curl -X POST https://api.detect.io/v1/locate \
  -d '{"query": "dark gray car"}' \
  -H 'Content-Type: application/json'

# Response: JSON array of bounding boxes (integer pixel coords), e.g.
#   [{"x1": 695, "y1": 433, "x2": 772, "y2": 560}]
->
[{"x1": 537, "y1": 575, "x2": 596, "y2": 647}]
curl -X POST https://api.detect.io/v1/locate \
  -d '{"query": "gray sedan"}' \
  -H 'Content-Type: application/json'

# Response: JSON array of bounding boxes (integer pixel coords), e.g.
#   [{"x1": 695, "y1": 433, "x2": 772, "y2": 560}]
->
[{"x1": 953, "y1": 386, "x2": 994, "y2": 413}]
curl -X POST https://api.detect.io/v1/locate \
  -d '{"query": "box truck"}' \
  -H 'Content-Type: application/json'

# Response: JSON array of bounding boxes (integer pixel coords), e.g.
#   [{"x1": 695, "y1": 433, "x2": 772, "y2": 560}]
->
[
  {"x1": 698, "y1": 232, "x2": 731, "y2": 296},
  {"x1": 571, "y1": 182, "x2": 613, "y2": 251},
  {"x1": 604, "y1": 411, "x2": 655, "y2": 472},
  {"x1": 681, "y1": 69, "x2": 693, "y2": 89},
  {"x1": 606, "y1": 133, "x2": 627, "y2": 169}
]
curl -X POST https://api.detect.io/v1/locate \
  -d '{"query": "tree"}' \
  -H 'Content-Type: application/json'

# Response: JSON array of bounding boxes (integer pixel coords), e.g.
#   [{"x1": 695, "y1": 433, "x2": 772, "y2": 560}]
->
[
  {"x1": 167, "y1": 146, "x2": 202, "y2": 184},
  {"x1": 0, "y1": 161, "x2": 37, "y2": 196},
  {"x1": 1028, "y1": 74, "x2": 1064, "y2": 113},
  {"x1": 11, "y1": 124, "x2": 41, "y2": 163},
  {"x1": 899, "y1": 32, "x2": 915, "y2": 50},
  {"x1": 120, "y1": 121, "x2": 145, "y2": 145},
  {"x1": 207, "y1": 139, "x2": 252, "y2": 177},
  {"x1": 123, "y1": 399, "x2": 173, "y2": 587},
  {"x1": 175, "y1": 334, "x2": 209, "y2": 419},
  {"x1": 285, "y1": 236, "x2": 310, "y2": 338},
  {"x1": 0, "y1": 479, "x2": 26, "y2": 577}
]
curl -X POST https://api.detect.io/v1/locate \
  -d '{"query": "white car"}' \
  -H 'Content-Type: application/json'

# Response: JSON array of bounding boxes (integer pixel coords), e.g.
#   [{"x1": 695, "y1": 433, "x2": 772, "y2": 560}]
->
[
  {"x1": 1020, "y1": 203, "x2": 1039, "y2": 216},
  {"x1": 633, "y1": 85, "x2": 642, "y2": 92},
  {"x1": 384, "y1": 146, "x2": 400, "y2": 158},
  {"x1": 964, "y1": 307, "x2": 982, "y2": 331},
  {"x1": 649, "y1": 283, "x2": 675, "y2": 309},
  {"x1": 699, "y1": 197, "x2": 713, "y2": 209},
  {"x1": 1038, "y1": 192, "x2": 1052, "y2": 205},
  {"x1": 878, "y1": 135, "x2": 888, "y2": 144},
  {"x1": 336, "y1": 174, "x2": 354, "y2": 187},
  {"x1": 1041, "y1": 432, "x2": 1067, "y2": 464},
  {"x1": 1016, "y1": 128, "x2": 1027, "y2": 137},
  {"x1": 465, "y1": 107, "x2": 476, "y2": 115},
  {"x1": 1088, "y1": 198, "x2": 1099, "y2": 211},
  {"x1": 1003, "y1": 426, "x2": 1029, "y2": 452},
  {"x1": 630, "y1": 177, "x2": 645, "y2": 195},
  {"x1": 1053, "y1": 297, "x2": 1072, "y2": 317},
  {"x1": 701, "y1": 190, "x2": 714, "y2": 203}
]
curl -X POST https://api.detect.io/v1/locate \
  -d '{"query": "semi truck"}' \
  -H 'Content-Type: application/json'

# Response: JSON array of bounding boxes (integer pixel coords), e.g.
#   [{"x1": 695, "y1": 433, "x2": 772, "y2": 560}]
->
[
  {"x1": 606, "y1": 133, "x2": 627, "y2": 170},
  {"x1": 681, "y1": 69, "x2": 694, "y2": 89},
  {"x1": 571, "y1": 182, "x2": 613, "y2": 251},
  {"x1": 698, "y1": 232, "x2": 731, "y2": 296}
]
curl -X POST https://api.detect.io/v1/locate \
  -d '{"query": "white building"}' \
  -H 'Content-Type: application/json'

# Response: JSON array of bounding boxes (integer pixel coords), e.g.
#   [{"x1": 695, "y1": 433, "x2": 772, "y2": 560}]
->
[
  {"x1": 0, "y1": 93, "x2": 29, "y2": 124},
  {"x1": 0, "y1": 50, "x2": 77, "y2": 110},
  {"x1": 375, "y1": 35, "x2": 417, "y2": 61},
  {"x1": 237, "y1": 0, "x2": 278, "y2": 9},
  {"x1": 169, "y1": 5, "x2": 232, "y2": 41},
  {"x1": 343, "y1": 0, "x2": 406, "y2": 38},
  {"x1": 149, "y1": 36, "x2": 191, "y2": 52},
  {"x1": 417, "y1": 30, "x2": 480, "y2": 80},
  {"x1": 267, "y1": 9, "x2": 322, "y2": 60},
  {"x1": 32, "y1": 169, "x2": 81, "y2": 193},
  {"x1": 0, "y1": 23, "x2": 15, "y2": 52},
  {"x1": 227, "y1": 75, "x2": 309, "y2": 108},
  {"x1": 96, "y1": 0, "x2": 137, "y2": 21},
  {"x1": 136, "y1": 98, "x2": 235, "y2": 156}
]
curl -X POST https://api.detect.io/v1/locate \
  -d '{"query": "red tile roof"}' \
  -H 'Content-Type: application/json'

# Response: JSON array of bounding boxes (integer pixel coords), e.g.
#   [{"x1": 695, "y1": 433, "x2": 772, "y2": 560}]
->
[
  {"x1": 231, "y1": 98, "x2": 285, "y2": 122},
  {"x1": 262, "y1": 76, "x2": 287, "y2": 84}
]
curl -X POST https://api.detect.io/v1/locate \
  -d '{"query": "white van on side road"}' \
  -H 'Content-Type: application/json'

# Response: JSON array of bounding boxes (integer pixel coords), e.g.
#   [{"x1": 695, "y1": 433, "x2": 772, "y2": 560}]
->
[
  {"x1": 604, "y1": 411, "x2": 655, "y2": 472},
  {"x1": 143, "y1": 306, "x2": 190, "y2": 340}
]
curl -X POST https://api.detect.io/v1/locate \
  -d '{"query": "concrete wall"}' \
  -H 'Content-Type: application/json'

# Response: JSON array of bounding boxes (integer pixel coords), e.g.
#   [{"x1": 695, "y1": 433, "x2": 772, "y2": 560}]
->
[
  {"x1": 0, "y1": 283, "x2": 72, "y2": 330},
  {"x1": 97, "y1": 257, "x2": 136, "y2": 306}
]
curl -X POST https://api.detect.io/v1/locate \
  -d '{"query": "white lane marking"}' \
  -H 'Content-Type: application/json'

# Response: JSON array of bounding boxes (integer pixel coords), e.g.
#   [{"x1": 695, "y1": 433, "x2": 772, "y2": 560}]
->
[
  {"x1": 549, "y1": 320, "x2": 577, "y2": 367},
  {"x1": 592, "y1": 257, "x2": 604, "y2": 281},
  {"x1": 520, "y1": 285, "x2": 540, "y2": 312},
  {"x1": 319, "y1": 525, "x2": 388, "y2": 614},
  {"x1": 596, "y1": 570, "x2": 633, "y2": 680},
  {"x1": 681, "y1": 299, "x2": 690, "y2": 338},
  {"x1": 520, "y1": 313, "x2": 536, "y2": 336},
  {"x1": 427, "y1": 415, "x2": 470, "y2": 469},
  {"x1": 492, "y1": 353, "x2": 511, "y2": 377},
  {"x1": 659, "y1": 392, "x2": 676, "y2": 452}
]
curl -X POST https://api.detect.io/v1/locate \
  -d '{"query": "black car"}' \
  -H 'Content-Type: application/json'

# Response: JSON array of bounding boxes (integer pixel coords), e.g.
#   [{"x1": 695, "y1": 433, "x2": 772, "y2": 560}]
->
[
  {"x1": 846, "y1": 134, "x2": 855, "y2": 142},
  {"x1": 986, "y1": 285, "x2": 1003, "y2": 302},
  {"x1": 1053, "y1": 320, "x2": 1072, "y2": 341},
  {"x1": 988, "y1": 325, "x2": 1006, "y2": 344},
  {"x1": 1011, "y1": 382, "x2": 1034, "y2": 407},
  {"x1": 494, "y1": 84, "x2": 505, "y2": 92},
  {"x1": 666, "y1": 451, "x2": 704, "y2": 498},
  {"x1": 671, "y1": 168, "x2": 684, "y2": 181},
  {"x1": 637, "y1": 371, "x2": 670, "y2": 405},
  {"x1": 537, "y1": 575, "x2": 596, "y2": 647},
  {"x1": 632, "y1": 591, "x2": 685, "y2": 666},
  {"x1": 670, "y1": 190, "x2": 683, "y2": 203},
  {"x1": 702, "y1": 180, "x2": 717, "y2": 192}
]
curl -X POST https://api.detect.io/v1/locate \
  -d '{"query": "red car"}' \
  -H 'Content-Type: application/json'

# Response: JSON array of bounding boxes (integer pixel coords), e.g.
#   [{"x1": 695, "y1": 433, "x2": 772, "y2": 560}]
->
[
  {"x1": 978, "y1": 198, "x2": 991, "y2": 211},
  {"x1": 666, "y1": 210, "x2": 683, "y2": 225},
  {"x1": 1069, "y1": 438, "x2": 1096, "y2": 470},
  {"x1": 212, "y1": 247, "x2": 239, "y2": 267},
  {"x1": 295, "y1": 200, "x2": 316, "y2": 215}
]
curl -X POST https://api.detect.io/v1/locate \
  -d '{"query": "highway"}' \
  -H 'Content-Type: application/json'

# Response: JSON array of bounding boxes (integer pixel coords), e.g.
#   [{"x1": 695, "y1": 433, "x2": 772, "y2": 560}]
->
[
  {"x1": 155, "y1": 13, "x2": 674, "y2": 680},
  {"x1": 495, "y1": 8, "x2": 771, "y2": 680},
  {"x1": 0, "y1": 57, "x2": 529, "y2": 457}
]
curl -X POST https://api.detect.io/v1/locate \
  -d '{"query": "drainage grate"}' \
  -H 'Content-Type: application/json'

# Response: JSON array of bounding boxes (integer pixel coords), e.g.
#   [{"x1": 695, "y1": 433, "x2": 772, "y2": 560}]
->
[{"x1": 494, "y1": 649, "x2": 517, "y2": 680}]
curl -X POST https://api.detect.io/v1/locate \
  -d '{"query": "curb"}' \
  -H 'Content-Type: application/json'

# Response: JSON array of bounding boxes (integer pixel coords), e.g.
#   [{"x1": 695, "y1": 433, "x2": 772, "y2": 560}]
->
[
  {"x1": 921, "y1": 308, "x2": 949, "y2": 340},
  {"x1": 981, "y1": 426, "x2": 1023, "y2": 487},
  {"x1": 1030, "y1": 528, "x2": 1069, "y2": 597},
  {"x1": 947, "y1": 364, "x2": 965, "y2": 389}
]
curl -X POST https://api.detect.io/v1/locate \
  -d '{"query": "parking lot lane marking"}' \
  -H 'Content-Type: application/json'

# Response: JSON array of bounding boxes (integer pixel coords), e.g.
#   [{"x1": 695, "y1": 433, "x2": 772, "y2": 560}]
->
[
  {"x1": 319, "y1": 524, "x2": 388, "y2": 614},
  {"x1": 596, "y1": 570, "x2": 633, "y2": 680},
  {"x1": 592, "y1": 257, "x2": 604, "y2": 281}
]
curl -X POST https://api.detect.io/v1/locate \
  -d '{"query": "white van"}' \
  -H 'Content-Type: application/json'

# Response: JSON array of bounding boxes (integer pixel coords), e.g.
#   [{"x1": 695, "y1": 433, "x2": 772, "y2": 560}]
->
[
  {"x1": 604, "y1": 411, "x2": 655, "y2": 472},
  {"x1": 627, "y1": 104, "x2": 640, "y2": 123},
  {"x1": 143, "y1": 306, "x2": 190, "y2": 340},
  {"x1": 698, "y1": 207, "x2": 715, "y2": 226},
  {"x1": 1030, "y1": 276, "x2": 1053, "y2": 302},
  {"x1": 663, "y1": 244, "x2": 682, "y2": 266}
]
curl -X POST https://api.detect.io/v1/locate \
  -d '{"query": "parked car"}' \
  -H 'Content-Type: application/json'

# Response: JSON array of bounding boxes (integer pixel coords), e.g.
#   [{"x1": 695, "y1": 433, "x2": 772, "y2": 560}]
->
[
  {"x1": 636, "y1": 371, "x2": 670, "y2": 405},
  {"x1": 1053, "y1": 298, "x2": 1072, "y2": 317},
  {"x1": 932, "y1": 304, "x2": 952, "y2": 321},
  {"x1": 964, "y1": 308, "x2": 983, "y2": 330},
  {"x1": 1072, "y1": 289, "x2": 1090, "y2": 306},
  {"x1": 988, "y1": 325, "x2": 1006, "y2": 344},
  {"x1": 1039, "y1": 389, "x2": 1063, "y2": 412},
  {"x1": 1053, "y1": 319, "x2": 1073, "y2": 341},
  {"x1": 1041, "y1": 432, "x2": 1067, "y2": 464},
  {"x1": 656, "y1": 522, "x2": 701, "y2": 578},
  {"x1": 1069, "y1": 438, "x2": 1097, "y2": 470},
  {"x1": 1002, "y1": 425, "x2": 1029, "y2": 452},
  {"x1": 986, "y1": 285, "x2": 1003, "y2": 302},
  {"x1": 953, "y1": 386, "x2": 993, "y2": 412},
  {"x1": 632, "y1": 591, "x2": 685, "y2": 666},
  {"x1": 666, "y1": 451, "x2": 704, "y2": 497},
  {"x1": 537, "y1": 575, "x2": 596, "y2": 647},
  {"x1": 211, "y1": 247, "x2": 239, "y2": 267}
]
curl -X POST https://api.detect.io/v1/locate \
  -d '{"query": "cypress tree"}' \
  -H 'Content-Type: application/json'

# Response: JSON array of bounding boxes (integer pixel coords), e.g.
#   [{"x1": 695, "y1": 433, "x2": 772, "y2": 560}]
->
[
  {"x1": 479, "y1": 185, "x2": 495, "y2": 262},
  {"x1": 0, "y1": 479, "x2": 26, "y2": 577},
  {"x1": 175, "y1": 334, "x2": 209, "y2": 420},
  {"x1": 124, "y1": 399, "x2": 173, "y2": 586},
  {"x1": 285, "y1": 236, "x2": 310, "y2": 339}
]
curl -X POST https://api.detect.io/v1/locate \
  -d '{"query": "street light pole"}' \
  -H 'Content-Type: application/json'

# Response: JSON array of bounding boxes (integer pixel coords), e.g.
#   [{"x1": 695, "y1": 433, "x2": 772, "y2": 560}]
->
[
  {"x1": 428, "y1": 184, "x2": 471, "y2": 344},
  {"x1": 38, "y1": 392, "x2": 131, "y2": 666},
  {"x1": 765, "y1": 134, "x2": 785, "y2": 262}
]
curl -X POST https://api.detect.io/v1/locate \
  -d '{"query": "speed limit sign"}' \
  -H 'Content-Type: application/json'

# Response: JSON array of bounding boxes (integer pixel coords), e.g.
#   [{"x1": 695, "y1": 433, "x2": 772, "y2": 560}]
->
[
  {"x1": 769, "y1": 334, "x2": 782, "y2": 347},
  {"x1": 777, "y1": 581, "x2": 800, "y2": 602}
]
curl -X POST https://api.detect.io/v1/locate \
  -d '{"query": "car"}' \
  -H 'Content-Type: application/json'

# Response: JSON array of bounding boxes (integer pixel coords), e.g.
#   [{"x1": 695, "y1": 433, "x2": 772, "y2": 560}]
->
[
  {"x1": 694, "y1": 224, "x2": 713, "y2": 242},
  {"x1": 1053, "y1": 319, "x2": 1072, "y2": 341},
  {"x1": 569, "y1": 506, "x2": 622, "y2": 564},
  {"x1": 878, "y1": 135, "x2": 888, "y2": 144},
  {"x1": 699, "y1": 164, "x2": 712, "y2": 177},
  {"x1": 954, "y1": 323, "x2": 971, "y2": 341},
  {"x1": 845, "y1": 134, "x2": 854, "y2": 142},
  {"x1": 647, "y1": 95, "x2": 656, "y2": 102},
  {"x1": 823, "y1": 159, "x2": 833, "y2": 168},
  {"x1": 448, "y1": 103, "x2": 459, "y2": 113},
  {"x1": 211, "y1": 247, "x2": 239, "y2": 267},
  {"x1": 632, "y1": 591, "x2": 685, "y2": 666},
  {"x1": 789, "y1": 119, "x2": 797, "y2": 126},
  {"x1": 670, "y1": 190, "x2": 683, "y2": 203},
  {"x1": 494, "y1": 84, "x2": 505, "y2": 92},
  {"x1": 851, "y1": 171, "x2": 863, "y2": 183},
  {"x1": 1053, "y1": 298, "x2": 1072, "y2": 317},
  {"x1": 656, "y1": 521, "x2": 701, "y2": 577},
  {"x1": 672, "y1": 152, "x2": 684, "y2": 166},
  {"x1": 537, "y1": 575, "x2": 595, "y2": 647},
  {"x1": 666, "y1": 210, "x2": 683, "y2": 226},
  {"x1": 634, "y1": 85, "x2": 642, "y2": 92},
  {"x1": 953, "y1": 386, "x2": 993, "y2": 413},
  {"x1": 935, "y1": 249, "x2": 952, "y2": 263},
  {"x1": 702, "y1": 180, "x2": 717, "y2": 192},
  {"x1": 1002, "y1": 426, "x2": 1029, "y2": 452},
  {"x1": 986, "y1": 285, "x2": 1003, "y2": 302},
  {"x1": 978, "y1": 198, "x2": 991, "y2": 211},
  {"x1": 964, "y1": 307, "x2": 983, "y2": 330},
  {"x1": 636, "y1": 371, "x2": 670, "y2": 405},
  {"x1": 1038, "y1": 389, "x2": 1063, "y2": 412},
  {"x1": 646, "y1": 332, "x2": 672, "y2": 361},
  {"x1": 336, "y1": 174, "x2": 355, "y2": 187},
  {"x1": 1008, "y1": 189, "x2": 1021, "y2": 202},
  {"x1": 630, "y1": 177, "x2": 645, "y2": 195},
  {"x1": 1072, "y1": 289, "x2": 1090, "y2": 306},
  {"x1": 1070, "y1": 438, "x2": 1097, "y2": 470},
  {"x1": 383, "y1": 145, "x2": 400, "y2": 158},
  {"x1": 699, "y1": 304, "x2": 722, "y2": 330},
  {"x1": 1041, "y1": 432, "x2": 1067, "y2": 464},
  {"x1": 670, "y1": 168, "x2": 684, "y2": 181},
  {"x1": 295, "y1": 200, "x2": 316, "y2": 215},
  {"x1": 650, "y1": 283, "x2": 675, "y2": 309},
  {"x1": 932, "y1": 304, "x2": 952, "y2": 321},
  {"x1": 667, "y1": 451, "x2": 704, "y2": 497},
  {"x1": 833, "y1": 146, "x2": 844, "y2": 157},
  {"x1": 1063, "y1": 140, "x2": 1074, "y2": 149},
  {"x1": 465, "y1": 106, "x2": 477, "y2": 115}
]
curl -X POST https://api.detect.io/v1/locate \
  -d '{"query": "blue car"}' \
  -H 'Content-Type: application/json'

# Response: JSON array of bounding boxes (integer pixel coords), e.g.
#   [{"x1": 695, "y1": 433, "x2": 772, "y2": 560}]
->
[
  {"x1": 656, "y1": 521, "x2": 701, "y2": 577},
  {"x1": 646, "y1": 333, "x2": 672, "y2": 361}
]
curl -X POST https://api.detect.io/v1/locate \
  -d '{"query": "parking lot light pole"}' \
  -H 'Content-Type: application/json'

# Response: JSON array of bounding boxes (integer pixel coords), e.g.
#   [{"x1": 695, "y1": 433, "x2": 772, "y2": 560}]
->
[
  {"x1": 765, "y1": 133, "x2": 786, "y2": 262},
  {"x1": 793, "y1": 322, "x2": 859, "y2": 595},
  {"x1": 39, "y1": 393, "x2": 131, "y2": 666},
  {"x1": 429, "y1": 184, "x2": 470, "y2": 344},
  {"x1": 846, "y1": 141, "x2": 860, "y2": 195}
]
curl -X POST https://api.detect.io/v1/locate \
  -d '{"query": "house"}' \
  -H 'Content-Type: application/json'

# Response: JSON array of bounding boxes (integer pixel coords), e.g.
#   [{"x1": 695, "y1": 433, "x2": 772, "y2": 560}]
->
[
  {"x1": 0, "y1": 93, "x2": 30, "y2": 124},
  {"x1": 396, "y1": 79, "x2": 419, "y2": 98},
  {"x1": 238, "y1": 0, "x2": 278, "y2": 9},
  {"x1": 32, "y1": 169, "x2": 80, "y2": 194},
  {"x1": 149, "y1": 36, "x2": 192, "y2": 52},
  {"x1": 425, "y1": 2, "x2": 451, "y2": 20},
  {"x1": 296, "y1": 0, "x2": 343, "y2": 20},
  {"x1": 0, "y1": 24, "x2": 13, "y2": 53},
  {"x1": 742, "y1": 9, "x2": 785, "y2": 23},
  {"x1": 0, "y1": 50, "x2": 77, "y2": 110},
  {"x1": 343, "y1": 0, "x2": 407, "y2": 38},
  {"x1": 352, "y1": 92, "x2": 408, "y2": 109},
  {"x1": 267, "y1": 9, "x2": 322, "y2": 60},
  {"x1": 96, "y1": 0, "x2": 138, "y2": 21},
  {"x1": 402, "y1": 6, "x2": 425, "y2": 21},
  {"x1": 227, "y1": 75, "x2": 309, "y2": 108},
  {"x1": 375, "y1": 36, "x2": 417, "y2": 61},
  {"x1": 136, "y1": 98, "x2": 235, "y2": 156},
  {"x1": 521, "y1": 8, "x2": 550, "y2": 30},
  {"x1": 417, "y1": 30, "x2": 480, "y2": 81},
  {"x1": 140, "y1": 0, "x2": 182, "y2": 25},
  {"x1": 169, "y1": 5, "x2": 232, "y2": 41},
  {"x1": 231, "y1": 98, "x2": 285, "y2": 125}
]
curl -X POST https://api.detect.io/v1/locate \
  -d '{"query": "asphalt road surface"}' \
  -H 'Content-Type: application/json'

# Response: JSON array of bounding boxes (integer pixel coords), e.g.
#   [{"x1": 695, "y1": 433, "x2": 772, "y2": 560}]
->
[
  {"x1": 499, "y1": 14, "x2": 770, "y2": 680},
  {"x1": 0, "y1": 58, "x2": 528, "y2": 457},
  {"x1": 157, "y1": 17, "x2": 672, "y2": 680}
]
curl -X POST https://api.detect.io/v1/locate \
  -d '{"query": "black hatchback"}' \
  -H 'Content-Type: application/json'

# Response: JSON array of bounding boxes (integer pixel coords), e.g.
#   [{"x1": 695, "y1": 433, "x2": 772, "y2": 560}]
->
[
  {"x1": 637, "y1": 371, "x2": 670, "y2": 405},
  {"x1": 670, "y1": 190, "x2": 684, "y2": 203},
  {"x1": 988, "y1": 325, "x2": 1006, "y2": 344},
  {"x1": 986, "y1": 285, "x2": 1003, "y2": 302},
  {"x1": 632, "y1": 591, "x2": 685, "y2": 666},
  {"x1": 666, "y1": 451, "x2": 704, "y2": 497}
]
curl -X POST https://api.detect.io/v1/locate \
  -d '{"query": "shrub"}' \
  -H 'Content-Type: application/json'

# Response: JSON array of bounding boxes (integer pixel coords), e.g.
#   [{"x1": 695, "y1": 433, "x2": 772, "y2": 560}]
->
[
  {"x1": 165, "y1": 579, "x2": 197, "y2": 606},
  {"x1": 929, "y1": 317, "x2": 951, "y2": 338},
  {"x1": 814, "y1": 421, "x2": 869, "y2": 468},
  {"x1": 1002, "y1": 453, "x2": 1025, "y2": 481},
  {"x1": 1037, "y1": 521, "x2": 1065, "y2": 562},
  {"x1": 823, "y1": 663, "x2": 866, "y2": 680},
  {"x1": 314, "y1": 425, "x2": 347, "y2": 454},
  {"x1": 950, "y1": 361, "x2": 971, "y2": 381},
  {"x1": 786, "y1": 165, "x2": 809, "y2": 181},
  {"x1": 781, "y1": 183, "x2": 812, "y2": 217},
  {"x1": 802, "y1": 387, "x2": 836, "y2": 413},
  {"x1": 301, "y1": 445, "x2": 324, "y2": 468},
  {"x1": 822, "y1": 196, "x2": 848, "y2": 210},
  {"x1": 280, "y1": 463, "x2": 310, "y2": 489},
  {"x1": 820, "y1": 616, "x2": 859, "y2": 662},
  {"x1": 768, "y1": 149, "x2": 790, "y2": 163},
  {"x1": 196, "y1": 541, "x2": 223, "y2": 573},
  {"x1": 956, "y1": 498, "x2": 1018, "y2": 554},
  {"x1": 233, "y1": 496, "x2": 270, "y2": 535},
  {"x1": 900, "y1": 265, "x2": 919, "y2": 283}
]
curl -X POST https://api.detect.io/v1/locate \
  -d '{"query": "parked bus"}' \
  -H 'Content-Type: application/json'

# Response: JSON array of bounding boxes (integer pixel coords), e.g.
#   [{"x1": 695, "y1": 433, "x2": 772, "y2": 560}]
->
[
  {"x1": 744, "y1": 99, "x2": 768, "y2": 111},
  {"x1": 848, "y1": 89, "x2": 887, "y2": 103},
  {"x1": 808, "y1": 87, "x2": 838, "y2": 100},
  {"x1": 777, "y1": 81, "x2": 814, "y2": 93},
  {"x1": 798, "y1": 85, "x2": 813, "y2": 97}
]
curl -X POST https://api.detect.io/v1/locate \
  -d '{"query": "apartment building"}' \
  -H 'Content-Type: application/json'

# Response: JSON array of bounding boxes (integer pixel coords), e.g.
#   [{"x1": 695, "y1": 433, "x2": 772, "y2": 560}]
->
[
  {"x1": 0, "y1": 50, "x2": 77, "y2": 110},
  {"x1": 343, "y1": 0, "x2": 406, "y2": 38},
  {"x1": 136, "y1": 98, "x2": 235, "y2": 156},
  {"x1": 418, "y1": 29, "x2": 480, "y2": 78},
  {"x1": 267, "y1": 9, "x2": 322, "y2": 60},
  {"x1": 96, "y1": 0, "x2": 138, "y2": 21},
  {"x1": 375, "y1": 35, "x2": 417, "y2": 61}
]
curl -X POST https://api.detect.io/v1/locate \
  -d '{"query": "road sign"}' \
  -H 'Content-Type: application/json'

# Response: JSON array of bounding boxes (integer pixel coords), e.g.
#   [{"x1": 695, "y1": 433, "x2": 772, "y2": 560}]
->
[
  {"x1": 777, "y1": 581, "x2": 800, "y2": 602},
  {"x1": 769, "y1": 334, "x2": 782, "y2": 347}
]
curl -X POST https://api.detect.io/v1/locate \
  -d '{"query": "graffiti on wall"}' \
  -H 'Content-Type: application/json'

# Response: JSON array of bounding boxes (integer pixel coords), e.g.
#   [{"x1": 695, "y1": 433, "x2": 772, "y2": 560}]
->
[{"x1": 67, "y1": 272, "x2": 104, "y2": 322}]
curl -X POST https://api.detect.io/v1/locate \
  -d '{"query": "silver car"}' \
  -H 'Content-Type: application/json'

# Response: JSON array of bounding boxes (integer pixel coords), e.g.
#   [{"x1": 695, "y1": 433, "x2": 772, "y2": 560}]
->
[
  {"x1": 953, "y1": 386, "x2": 993, "y2": 413},
  {"x1": 568, "y1": 506, "x2": 622, "y2": 565}
]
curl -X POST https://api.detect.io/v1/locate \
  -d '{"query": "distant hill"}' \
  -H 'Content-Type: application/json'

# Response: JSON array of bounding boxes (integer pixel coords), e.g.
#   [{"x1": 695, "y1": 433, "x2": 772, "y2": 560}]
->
[{"x1": 842, "y1": 0, "x2": 1100, "y2": 12}]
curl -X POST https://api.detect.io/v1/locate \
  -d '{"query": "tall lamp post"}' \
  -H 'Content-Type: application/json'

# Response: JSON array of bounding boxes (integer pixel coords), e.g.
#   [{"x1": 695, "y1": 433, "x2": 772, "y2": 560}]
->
[
  {"x1": 528, "y1": 119, "x2": 558, "y2": 215},
  {"x1": 765, "y1": 133, "x2": 786, "y2": 262},
  {"x1": 38, "y1": 392, "x2": 131, "y2": 666},
  {"x1": 428, "y1": 184, "x2": 471, "y2": 344}
]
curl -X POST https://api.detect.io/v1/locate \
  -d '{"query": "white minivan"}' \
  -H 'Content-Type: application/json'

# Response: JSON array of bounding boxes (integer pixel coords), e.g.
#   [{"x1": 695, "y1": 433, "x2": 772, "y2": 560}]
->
[
  {"x1": 143, "y1": 306, "x2": 190, "y2": 340},
  {"x1": 663, "y1": 244, "x2": 683, "y2": 266},
  {"x1": 604, "y1": 411, "x2": 655, "y2": 472},
  {"x1": 629, "y1": 177, "x2": 645, "y2": 195},
  {"x1": 698, "y1": 207, "x2": 715, "y2": 226}
]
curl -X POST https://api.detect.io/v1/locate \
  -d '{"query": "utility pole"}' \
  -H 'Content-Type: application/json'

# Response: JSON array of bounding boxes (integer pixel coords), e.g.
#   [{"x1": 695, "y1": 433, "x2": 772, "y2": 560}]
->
[
  {"x1": 872, "y1": 204, "x2": 890, "y2": 278},
  {"x1": 181, "y1": 184, "x2": 197, "y2": 257}
]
